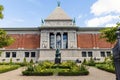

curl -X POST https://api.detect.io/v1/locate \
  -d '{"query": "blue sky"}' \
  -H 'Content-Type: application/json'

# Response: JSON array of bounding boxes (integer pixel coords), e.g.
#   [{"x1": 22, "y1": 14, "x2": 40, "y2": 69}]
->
[{"x1": 0, "y1": 0, "x2": 120, "y2": 28}]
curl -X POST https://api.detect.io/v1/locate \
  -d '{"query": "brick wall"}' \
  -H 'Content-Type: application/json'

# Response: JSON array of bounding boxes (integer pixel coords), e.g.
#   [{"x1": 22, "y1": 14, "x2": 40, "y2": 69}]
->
[
  {"x1": 5, "y1": 34, "x2": 40, "y2": 49},
  {"x1": 77, "y1": 33, "x2": 114, "y2": 48}
]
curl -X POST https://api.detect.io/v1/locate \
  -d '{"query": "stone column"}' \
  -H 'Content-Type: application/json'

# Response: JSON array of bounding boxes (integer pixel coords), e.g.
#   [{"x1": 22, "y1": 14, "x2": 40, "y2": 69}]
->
[
  {"x1": 48, "y1": 32, "x2": 50, "y2": 49},
  {"x1": 54, "y1": 32, "x2": 56, "y2": 49},
  {"x1": 61, "y1": 32, "x2": 63, "y2": 49}
]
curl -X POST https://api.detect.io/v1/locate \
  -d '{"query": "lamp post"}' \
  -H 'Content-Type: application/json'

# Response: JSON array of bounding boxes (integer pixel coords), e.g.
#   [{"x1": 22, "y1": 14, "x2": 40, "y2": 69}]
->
[{"x1": 113, "y1": 27, "x2": 120, "y2": 80}]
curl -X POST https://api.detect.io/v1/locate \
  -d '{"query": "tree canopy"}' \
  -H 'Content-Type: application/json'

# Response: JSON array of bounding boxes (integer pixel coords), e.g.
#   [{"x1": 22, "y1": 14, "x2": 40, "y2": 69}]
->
[
  {"x1": 100, "y1": 22, "x2": 120, "y2": 44},
  {"x1": 0, "y1": 5, "x2": 4, "y2": 19},
  {"x1": 0, "y1": 29, "x2": 14, "y2": 48},
  {"x1": 0, "y1": 5, "x2": 14, "y2": 48}
]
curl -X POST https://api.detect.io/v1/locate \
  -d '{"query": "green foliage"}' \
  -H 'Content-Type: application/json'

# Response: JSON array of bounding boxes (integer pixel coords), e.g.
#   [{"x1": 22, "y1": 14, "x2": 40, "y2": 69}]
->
[
  {"x1": 22, "y1": 71, "x2": 53, "y2": 76},
  {"x1": 0, "y1": 51, "x2": 2, "y2": 57},
  {"x1": 22, "y1": 61, "x2": 89, "y2": 76},
  {"x1": 23, "y1": 58, "x2": 27, "y2": 63},
  {"x1": 96, "y1": 64, "x2": 115, "y2": 73},
  {"x1": 30, "y1": 59, "x2": 34, "y2": 64},
  {"x1": 0, "y1": 5, "x2": 4, "y2": 19},
  {"x1": 87, "y1": 57, "x2": 95, "y2": 66},
  {"x1": 39, "y1": 60, "x2": 54, "y2": 68},
  {"x1": 58, "y1": 71, "x2": 89, "y2": 76},
  {"x1": 0, "y1": 62, "x2": 28, "y2": 67},
  {"x1": 100, "y1": 22, "x2": 120, "y2": 43},
  {"x1": 27, "y1": 65, "x2": 34, "y2": 71},
  {"x1": 82, "y1": 58, "x2": 87, "y2": 65},
  {"x1": 10, "y1": 58, "x2": 13, "y2": 64},
  {"x1": 0, "y1": 65, "x2": 20, "y2": 73},
  {"x1": 0, "y1": 29, "x2": 14, "y2": 48}
]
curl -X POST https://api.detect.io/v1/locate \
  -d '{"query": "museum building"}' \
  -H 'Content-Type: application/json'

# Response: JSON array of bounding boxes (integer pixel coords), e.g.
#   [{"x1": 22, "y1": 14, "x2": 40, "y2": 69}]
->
[{"x1": 0, "y1": 5, "x2": 114, "y2": 62}]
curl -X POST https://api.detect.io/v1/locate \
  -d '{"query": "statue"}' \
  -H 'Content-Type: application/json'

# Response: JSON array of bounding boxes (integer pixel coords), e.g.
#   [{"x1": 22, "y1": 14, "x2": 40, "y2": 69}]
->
[
  {"x1": 112, "y1": 27, "x2": 120, "y2": 80},
  {"x1": 41, "y1": 18, "x2": 44, "y2": 25},
  {"x1": 55, "y1": 48, "x2": 61, "y2": 64},
  {"x1": 57, "y1": 1, "x2": 60, "y2": 7}
]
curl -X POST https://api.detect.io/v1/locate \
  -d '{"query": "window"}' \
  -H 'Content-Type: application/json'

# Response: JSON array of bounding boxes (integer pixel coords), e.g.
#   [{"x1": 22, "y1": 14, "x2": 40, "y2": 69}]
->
[
  {"x1": 106, "y1": 51, "x2": 111, "y2": 57},
  {"x1": 12, "y1": 52, "x2": 16, "y2": 58},
  {"x1": 88, "y1": 52, "x2": 93, "y2": 57},
  {"x1": 50, "y1": 33, "x2": 55, "y2": 49},
  {"x1": 6, "y1": 52, "x2": 10, "y2": 58},
  {"x1": 100, "y1": 52, "x2": 105, "y2": 57},
  {"x1": 25, "y1": 52, "x2": 29, "y2": 57},
  {"x1": 31, "y1": 52, "x2": 36, "y2": 57},
  {"x1": 63, "y1": 33, "x2": 68, "y2": 49},
  {"x1": 82, "y1": 52, "x2": 87, "y2": 57}
]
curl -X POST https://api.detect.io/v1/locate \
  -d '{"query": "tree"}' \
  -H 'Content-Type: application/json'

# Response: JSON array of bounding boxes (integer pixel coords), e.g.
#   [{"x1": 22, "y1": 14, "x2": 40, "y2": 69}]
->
[
  {"x1": 0, "y1": 5, "x2": 4, "y2": 19},
  {"x1": 0, "y1": 5, "x2": 14, "y2": 48},
  {"x1": 100, "y1": 22, "x2": 120, "y2": 44},
  {"x1": 0, "y1": 29, "x2": 14, "y2": 48}
]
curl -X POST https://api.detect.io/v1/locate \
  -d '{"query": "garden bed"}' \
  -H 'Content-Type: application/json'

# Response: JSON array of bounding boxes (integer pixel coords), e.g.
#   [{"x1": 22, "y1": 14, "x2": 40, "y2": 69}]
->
[
  {"x1": 22, "y1": 61, "x2": 89, "y2": 76},
  {"x1": 0, "y1": 65, "x2": 20, "y2": 73},
  {"x1": 96, "y1": 64, "x2": 115, "y2": 73}
]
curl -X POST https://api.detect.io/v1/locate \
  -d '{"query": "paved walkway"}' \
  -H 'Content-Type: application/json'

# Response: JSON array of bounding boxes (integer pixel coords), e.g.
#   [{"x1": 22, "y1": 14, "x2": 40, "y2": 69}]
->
[{"x1": 0, "y1": 67, "x2": 115, "y2": 80}]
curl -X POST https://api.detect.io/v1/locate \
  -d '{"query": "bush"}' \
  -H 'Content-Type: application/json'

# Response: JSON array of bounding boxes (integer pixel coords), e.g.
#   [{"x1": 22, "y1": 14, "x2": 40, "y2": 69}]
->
[
  {"x1": 22, "y1": 60, "x2": 89, "y2": 76},
  {"x1": 0, "y1": 65, "x2": 20, "y2": 73},
  {"x1": 82, "y1": 59, "x2": 87, "y2": 65},
  {"x1": 58, "y1": 71, "x2": 89, "y2": 76},
  {"x1": 51, "y1": 65, "x2": 70, "y2": 69},
  {"x1": 10, "y1": 58, "x2": 13, "y2": 64},
  {"x1": 22, "y1": 71, "x2": 53, "y2": 76},
  {"x1": 96, "y1": 64, "x2": 115, "y2": 73},
  {"x1": 30, "y1": 59, "x2": 34, "y2": 64},
  {"x1": 87, "y1": 57, "x2": 95, "y2": 66}
]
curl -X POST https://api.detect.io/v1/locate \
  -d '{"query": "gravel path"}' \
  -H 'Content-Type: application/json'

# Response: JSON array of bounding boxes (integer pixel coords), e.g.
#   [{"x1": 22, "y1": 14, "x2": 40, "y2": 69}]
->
[{"x1": 0, "y1": 67, "x2": 115, "y2": 80}]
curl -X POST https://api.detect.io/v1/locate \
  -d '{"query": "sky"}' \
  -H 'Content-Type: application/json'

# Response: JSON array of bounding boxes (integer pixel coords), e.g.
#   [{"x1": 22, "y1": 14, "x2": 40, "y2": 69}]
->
[{"x1": 0, "y1": 0, "x2": 120, "y2": 28}]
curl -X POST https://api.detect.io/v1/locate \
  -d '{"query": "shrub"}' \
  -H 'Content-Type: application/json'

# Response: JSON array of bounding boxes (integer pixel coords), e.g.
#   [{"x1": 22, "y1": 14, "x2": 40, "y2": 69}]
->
[
  {"x1": 10, "y1": 58, "x2": 13, "y2": 64},
  {"x1": 82, "y1": 59, "x2": 87, "y2": 65},
  {"x1": 58, "y1": 71, "x2": 89, "y2": 76},
  {"x1": 0, "y1": 65, "x2": 20, "y2": 73},
  {"x1": 39, "y1": 60, "x2": 54, "y2": 68},
  {"x1": 87, "y1": 57, "x2": 95, "y2": 66},
  {"x1": 22, "y1": 71, "x2": 53, "y2": 76},
  {"x1": 30, "y1": 59, "x2": 34, "y2": 64},
  {"x1": 96, "y1": 64, "x2": 115, "y2": 73},
  {"x1": 22, "y1": 60, "x2": 89, "y2": 76}
]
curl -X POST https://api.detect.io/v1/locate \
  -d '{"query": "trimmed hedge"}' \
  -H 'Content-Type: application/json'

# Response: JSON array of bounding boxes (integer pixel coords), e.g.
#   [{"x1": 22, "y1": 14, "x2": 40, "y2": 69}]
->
[
  {"x1": 58, "y1": 70, "x2": 89, "y2": 76},
  {"x1": 96, "y1": 65, "x2": 115, "y2": 73},
  {"x1": 0, "y1": 62, "x2": 27, "y2": 66},
  {"x1": 51, "y1": 65, "x2": 70, "y2": 69},
  {"x1": 22, "y1": 61, "x2": 89, "y2": 76},
  {"x1": 22, "y1": 71, "x2": 53, "y2": 76},
  {"x1": 0, "y1": 65, "x2": 20, "y2": 73}
]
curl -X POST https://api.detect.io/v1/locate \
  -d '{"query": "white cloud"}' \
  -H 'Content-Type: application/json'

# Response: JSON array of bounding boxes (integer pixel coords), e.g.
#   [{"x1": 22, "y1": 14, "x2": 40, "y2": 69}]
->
[
  {"x1": 105, "y1": 23, "x2": 117, "y2": 27},
  {"x1": 91, "y1": 0, "x2": 120, "y2": 16},
  {"x1": 86, "y1": 15, "x2": 119, "y2": 27}
]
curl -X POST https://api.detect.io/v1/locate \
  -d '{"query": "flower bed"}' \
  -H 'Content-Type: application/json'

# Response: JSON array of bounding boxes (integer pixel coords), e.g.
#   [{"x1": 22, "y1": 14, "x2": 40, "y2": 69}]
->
[{"x1": 22, "y1": 61, "x2": 89, "y2": 76}]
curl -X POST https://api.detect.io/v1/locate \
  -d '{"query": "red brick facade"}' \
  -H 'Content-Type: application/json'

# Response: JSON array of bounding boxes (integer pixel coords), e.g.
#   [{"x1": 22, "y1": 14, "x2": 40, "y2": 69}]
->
[
  {"x1": 5, "y1": 34, "x2": 40, "y2": 49},
  {"x1": 4, "y1": 33, "x2": 114, "y2": 49},
  {"x1": 77, "y1": 33, "x2": 114, "y2": 48}
]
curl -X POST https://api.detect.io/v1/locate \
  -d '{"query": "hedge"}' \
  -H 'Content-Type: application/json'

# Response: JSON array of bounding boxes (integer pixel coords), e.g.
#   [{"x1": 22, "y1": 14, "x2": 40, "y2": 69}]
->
[
  {"x1": 51, "y1": 65, "x2": 70, "y2": 69},
  {"x1": 96, "y1": 65, "x2": 115, "y2": 73},
  {"x1": 0, "y1": 65, "x2": 20, "y2": 73},
  {"x1": 58, "y1": 70, "x2": 89, "y2": 76},
  {"x1": 22, "y1": 71, "x2": 53, "y2": 76}
]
